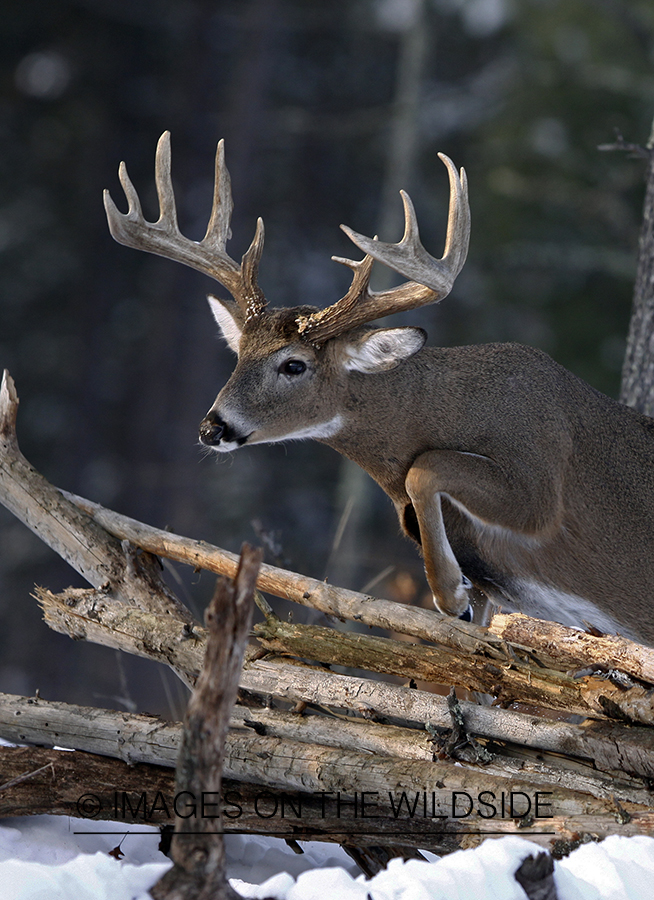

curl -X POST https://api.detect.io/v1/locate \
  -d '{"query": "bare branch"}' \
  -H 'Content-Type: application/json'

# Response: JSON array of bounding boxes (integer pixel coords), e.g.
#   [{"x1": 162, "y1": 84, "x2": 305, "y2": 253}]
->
[
  {"x1": 151, "y1": 545, "x2": 262, "y2": 900},
  {"x1": 60, "y1": 490, "x2": 511, "y2": 659},
  {"x1": 0, "y1": 372, "x2": 195, "y2": 627}
]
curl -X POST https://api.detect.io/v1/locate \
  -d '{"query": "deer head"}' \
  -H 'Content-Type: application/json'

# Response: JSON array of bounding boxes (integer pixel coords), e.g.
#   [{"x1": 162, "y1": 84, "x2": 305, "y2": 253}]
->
[{"x1": 104, "y1": 132, "x2": 470, "y2": 454}]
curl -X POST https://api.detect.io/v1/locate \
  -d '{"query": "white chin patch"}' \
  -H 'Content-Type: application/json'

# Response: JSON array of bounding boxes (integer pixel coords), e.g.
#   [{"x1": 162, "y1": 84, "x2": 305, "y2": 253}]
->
[
  {"x1": 254, "y1": 414, "x2": 344, "y2": 445},
  {"x1": 206, "y1": 440, "x2": 243, "y2": 454},
  {"x1": 202, "y1": 415, "x2": 343, "y2": 454}
]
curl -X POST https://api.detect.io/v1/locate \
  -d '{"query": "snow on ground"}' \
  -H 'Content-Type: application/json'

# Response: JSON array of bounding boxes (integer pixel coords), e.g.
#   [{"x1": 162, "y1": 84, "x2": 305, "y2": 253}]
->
[{"x1": 1, "y1": 814, "x2": 654, "y2": 899}]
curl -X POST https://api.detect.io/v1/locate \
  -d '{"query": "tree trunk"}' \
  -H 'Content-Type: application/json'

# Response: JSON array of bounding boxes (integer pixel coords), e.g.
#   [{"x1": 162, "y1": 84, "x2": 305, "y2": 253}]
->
[{"x1": 620, "y1": 118, "x2": 654, "y2": 412}]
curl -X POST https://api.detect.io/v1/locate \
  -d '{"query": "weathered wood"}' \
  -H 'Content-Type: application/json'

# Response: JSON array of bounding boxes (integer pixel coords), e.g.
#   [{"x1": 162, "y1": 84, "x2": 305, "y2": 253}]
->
[
  {"x1": 1, "y1": 690, "x2": 652, "y2": 817},
  {"x1": 5, "y1": 641, "x2": 654, "y2": 790},
  {"x1": 0, "y1": 745, "x2": 176, "y2": 824},
  {"x1": 32, "y1": 580, "x2": 654, "y2": 772},
  {"x1": 231, "y1": 704, "x2": 436, "y2": 761},
  {"x1": 151, "y1": 546, "x2": 262, "y2": 900},
  {"x1": 0, "y1": 692, "x2": 181, "y2": 766},
  {"x1": 0, "y1": 370, "x2": 194, "y2": 629},
  {"x1": 240, "y1": 656, "x2": 654, "y2": 780},
  {"x1": 0, "y1": 746, "x2": 441, "y2": 852},
  {"x1": 0, "y1": 746, "x2": 444, "y2": 853},
  {"x1": 254, "y1": 614, "x2": 654, "y2": 726},
  {"x1": 62, "y1": 489, "x2": 508, "y2": 658},
  {"x1": 36, "y1": 579, "x2": 654, "y2": 726},
  {"x1": 2, "y1": 734, "x2": 649, "y2": 855},
  {"x1": 34, "y1": 586, "x2": 205, "y2": 685},
  {"x1": 230, "y1": 706, "x2": 653, "y2": 806},
  {"x1": 489, "y1": 612, "x2": 654, "y2": 685}
]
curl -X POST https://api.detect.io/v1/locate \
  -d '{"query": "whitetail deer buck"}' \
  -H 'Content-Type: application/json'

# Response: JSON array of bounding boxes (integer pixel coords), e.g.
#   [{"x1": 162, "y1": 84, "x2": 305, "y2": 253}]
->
[{"x1": 105, "y1": 132, "x2": 654, "y2": 646}]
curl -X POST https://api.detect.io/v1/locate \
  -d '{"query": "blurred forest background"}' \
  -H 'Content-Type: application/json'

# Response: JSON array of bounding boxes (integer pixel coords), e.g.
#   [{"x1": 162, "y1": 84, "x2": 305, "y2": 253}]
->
[{"x1": 1, "y1": 0, "x2": 653, "y2": 717}]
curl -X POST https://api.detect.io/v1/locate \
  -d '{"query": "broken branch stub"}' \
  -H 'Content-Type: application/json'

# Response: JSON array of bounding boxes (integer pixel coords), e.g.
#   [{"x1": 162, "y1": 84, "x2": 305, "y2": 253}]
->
[
  {"x1": 151, "y1": 544, "x2": 262, "y2": 900},
  {"x1": 0, "y1": 370, "x2": 194, "y2": 625}
]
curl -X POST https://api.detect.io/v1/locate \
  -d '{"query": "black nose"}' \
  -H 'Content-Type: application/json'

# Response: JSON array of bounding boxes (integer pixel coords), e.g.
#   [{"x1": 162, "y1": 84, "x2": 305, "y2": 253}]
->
[{"x1": 199, "y1": 411, "x2": 226, "y2": 445}]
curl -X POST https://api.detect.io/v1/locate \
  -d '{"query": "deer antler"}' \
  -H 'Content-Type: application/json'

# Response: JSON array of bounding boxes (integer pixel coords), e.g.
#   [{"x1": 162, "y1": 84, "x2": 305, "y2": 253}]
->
[
  {"x1": 297, "y1": 154, "x2": 470, "y2": 344},
  {"x1": 103, "y1": 131, "x2": 266, "y2": 322}
]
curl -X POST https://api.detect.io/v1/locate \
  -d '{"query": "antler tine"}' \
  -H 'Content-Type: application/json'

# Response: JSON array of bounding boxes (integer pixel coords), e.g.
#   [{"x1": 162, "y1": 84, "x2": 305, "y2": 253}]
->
[
  {"x1": 439, "y1": 153, "x2": 470, "y2": 277},
  {"x1": 241, "y1": 216, "x2": 267, "y2": 321},
  {"x1": 153, "y1": 130, "x2": 180, "y2": 234},
  {"x1": 343, "y1": 154, "x2": 469, "y2": 294},
  {"x1": 203, "y1": 138, "x2": 233, "y2": 249},
  {"x1": 203, "y1": 138, "x2": 267, "y2": 319},
  {"x1": 296, "y1": 252, "x2": 375, "y2": 341},
  {"x1": 103, "y1": 132, "x2": 265, "y2": 316},
  {"x1": 297, "y1": 153, "x2": 470, "y2": 344}
]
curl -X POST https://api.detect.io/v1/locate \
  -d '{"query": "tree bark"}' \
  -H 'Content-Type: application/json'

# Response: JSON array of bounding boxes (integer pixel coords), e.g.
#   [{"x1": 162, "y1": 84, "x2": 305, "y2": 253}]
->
[
  {"x1": 239, "y1": 656, "x2": 654, "y2": 780},
  {"x1": 0, "y1": 745, "x2": 176, "y2": 824},
  {"x1": 150, "y1": 545, "x2": 262, "y2": 900},
  {"x1": 34, "y1": 578, "x2": 654, "y2": 727},
  {"x1": 4, "y1": 691, "x2": 648, "y2": 807},
  {"x1": 488, "y1": 612, "x2": 654, "y2": 683},
  {"x1": 619, "y1": 119, "x2": 654, "y2": 412},
  {"x1": 3, "y1": 716, "x2": 654, "y2": 851},
  {"x1": 254, "y1": 614, "x2": 654, "y2": 725}
]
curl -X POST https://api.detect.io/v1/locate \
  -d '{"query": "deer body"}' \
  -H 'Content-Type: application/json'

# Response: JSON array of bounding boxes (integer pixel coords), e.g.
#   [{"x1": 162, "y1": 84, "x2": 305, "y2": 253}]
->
[
  {"x1": 207, "y1": 316, "x2": 654, "y2": 644},
  {"x1": 104, "y1": 133, "x2": 654, "y2": 646}
]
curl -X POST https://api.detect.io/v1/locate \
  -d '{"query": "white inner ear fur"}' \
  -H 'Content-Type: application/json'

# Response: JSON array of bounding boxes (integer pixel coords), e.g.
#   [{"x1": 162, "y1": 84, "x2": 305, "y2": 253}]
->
[
  {"x1": 208, "y1": 295, "x2": 242, "y2": 354},
  {"x1": 343, "y1": 327, "x2": 426, "y2": 373}
]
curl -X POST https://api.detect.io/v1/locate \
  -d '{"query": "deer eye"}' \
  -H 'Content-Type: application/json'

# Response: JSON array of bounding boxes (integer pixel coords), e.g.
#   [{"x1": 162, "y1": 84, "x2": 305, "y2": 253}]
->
[{"x1": 279, "y1": 359, "x2": 307, "y2": 376}]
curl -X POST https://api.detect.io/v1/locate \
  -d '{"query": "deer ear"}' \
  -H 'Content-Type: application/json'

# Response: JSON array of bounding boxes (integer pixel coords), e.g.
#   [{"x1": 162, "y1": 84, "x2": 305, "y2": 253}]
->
[
  {"x1": 208, "y1": 295, "x2": 242, "y2": 354},
  {"x1": 343, "y1": 327, "x2": 426, "y2": 374}
]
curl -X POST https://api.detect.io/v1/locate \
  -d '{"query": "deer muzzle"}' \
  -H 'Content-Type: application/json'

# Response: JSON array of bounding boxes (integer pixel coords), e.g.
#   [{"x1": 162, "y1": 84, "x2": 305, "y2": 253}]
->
[
  {"x1": 199, "y1": 411, "x2": 250, "y2": 450},
  {"x1": 199, "y1": 412, "x2": 226, "y2": 446}
]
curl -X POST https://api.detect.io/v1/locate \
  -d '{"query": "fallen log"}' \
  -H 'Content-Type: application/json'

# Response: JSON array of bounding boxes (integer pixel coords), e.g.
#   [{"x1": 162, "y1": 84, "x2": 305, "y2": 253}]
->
[
  {"x1": 1, "y1": 690, "x2": 649, "y2": 806},
  {"x1": 30, "y1": 581, "x2": 654, "y2": 776},
  {"x1": 489, "y1": 613, "x2": 654, "y2": 684},
  {"x1": 3, "y1": 703, "x2": 654, "y2": 853},
  {"x1": 254, "y1": 613, "x2": 654, "y2": 726},
  {"x1": 239, "y1": 656, "x2": 654, "y2": 780}
]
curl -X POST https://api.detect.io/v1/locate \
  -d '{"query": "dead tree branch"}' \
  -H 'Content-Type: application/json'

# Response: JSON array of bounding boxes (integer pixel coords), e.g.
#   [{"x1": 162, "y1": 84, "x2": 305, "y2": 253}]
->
[
  {"x1": 3, "y1": 695, "x2": 654, "y2": 848},
  {"x1": 0, "y1": 371, "x2": 194, "y2": 627},
  {"x1": 61, "y1": 489, "x2": 507, "y2": 658},
  {"x1": 253, "y1": 614, "x2": 654, "y2": 726},
  {"x1": 489, "y1": 613, "x2": 654, "y2": 683},
  {"x1": 151, "y1": 544, "x2": 262, "y2": 900}
]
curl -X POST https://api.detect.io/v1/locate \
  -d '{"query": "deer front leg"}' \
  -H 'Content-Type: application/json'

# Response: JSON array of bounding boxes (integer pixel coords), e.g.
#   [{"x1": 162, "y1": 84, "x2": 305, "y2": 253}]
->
[
  {"x1": 404, "y1": 449, "x2": 563, "y2": 618},
  {"x1": 405, "y1": 461, "x2": 472, "y2": 617}
]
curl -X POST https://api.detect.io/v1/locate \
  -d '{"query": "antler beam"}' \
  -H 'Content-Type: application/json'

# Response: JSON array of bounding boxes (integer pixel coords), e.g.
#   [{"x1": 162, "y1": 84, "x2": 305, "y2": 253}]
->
[
  {"x1": 103, "y1": 131, "x2": 266, "y2": 321},
  {"x1": 297, "y1": 154, "x2": 470, "y2": 343}
]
